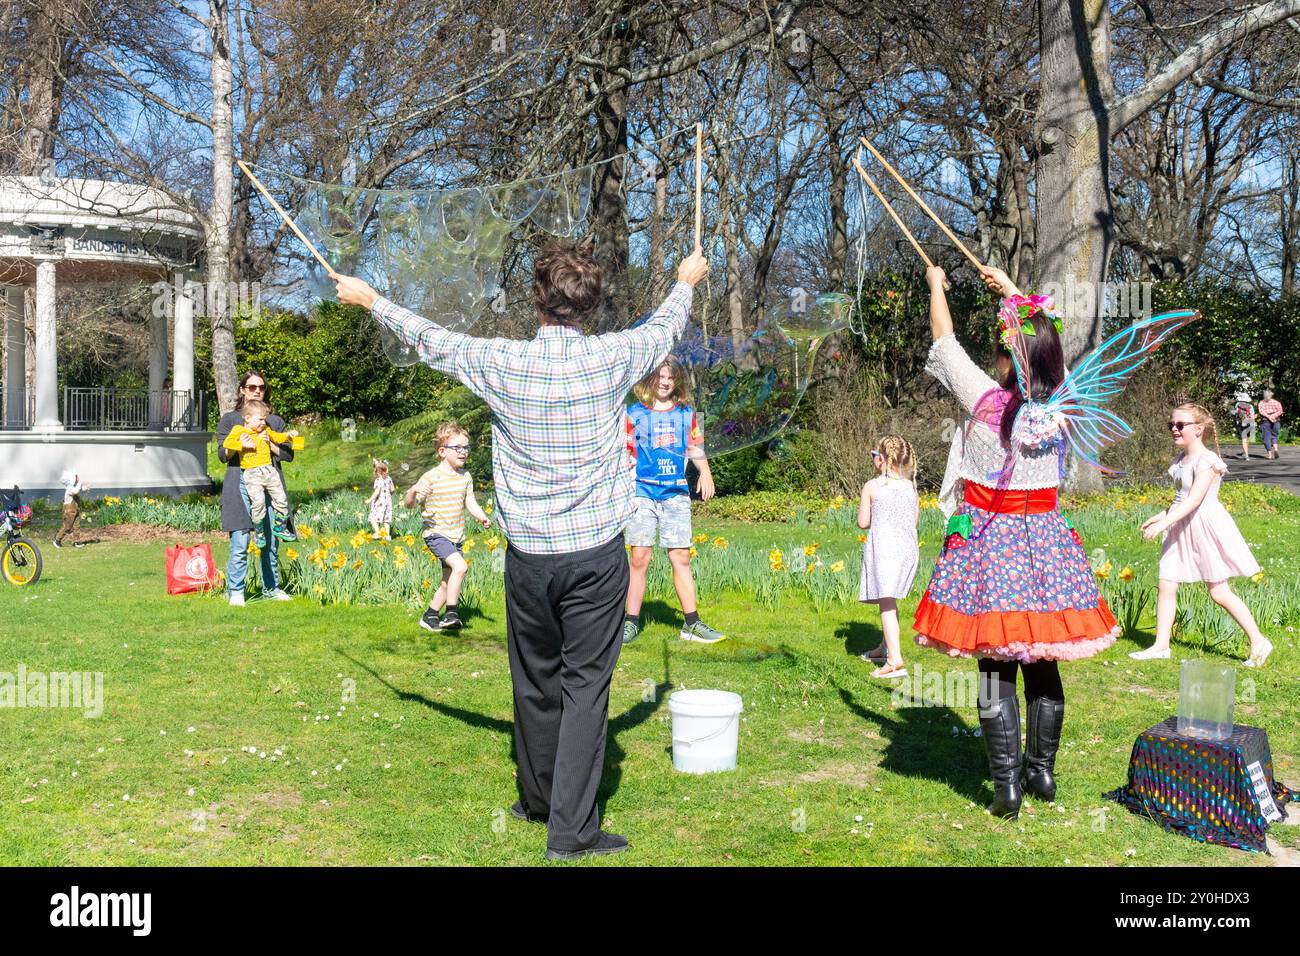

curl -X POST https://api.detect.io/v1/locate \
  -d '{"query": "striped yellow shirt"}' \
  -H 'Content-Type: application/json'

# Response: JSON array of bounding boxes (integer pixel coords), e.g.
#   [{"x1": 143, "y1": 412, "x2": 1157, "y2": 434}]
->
[{"x1": 416, "y1": 467, "x2": 473, "y2": 541}]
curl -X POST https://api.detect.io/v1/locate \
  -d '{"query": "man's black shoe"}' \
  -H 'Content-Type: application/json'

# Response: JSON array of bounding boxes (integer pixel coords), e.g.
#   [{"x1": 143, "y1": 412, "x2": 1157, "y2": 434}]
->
[
  {"x1": 544, "y1": 830, "x2": 628, "y2": 861},
  {"x1": 418, "y1": 608, "x2": 442, "y2": 632},
  {"x1": 438, "y1": 611, "x2": 463, "y2": 630},
  {"x1": 511, "y1": 800, "x2": 547, "y2": 823}
]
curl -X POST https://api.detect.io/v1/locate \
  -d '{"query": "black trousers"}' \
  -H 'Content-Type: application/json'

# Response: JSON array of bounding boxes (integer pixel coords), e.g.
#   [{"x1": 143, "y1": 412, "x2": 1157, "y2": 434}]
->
[{"x1": 504, "y1": 534, "x2": 628, "y2": 851}]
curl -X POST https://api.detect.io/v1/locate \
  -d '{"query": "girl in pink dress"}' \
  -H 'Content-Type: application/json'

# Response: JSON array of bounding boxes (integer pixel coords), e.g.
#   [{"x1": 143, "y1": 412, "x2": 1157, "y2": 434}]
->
[
  {"x1": 1131, "y1": 403, "x2": 1274, "y2": 667},
  {"x1": 858, "y1": 435, "x2": 920, "y2": 679}
]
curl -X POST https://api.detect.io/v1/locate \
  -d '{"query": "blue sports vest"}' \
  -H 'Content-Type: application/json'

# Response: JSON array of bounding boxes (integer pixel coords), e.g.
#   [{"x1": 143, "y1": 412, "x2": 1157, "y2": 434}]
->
[{"x1": 628, "y1": 402, "x2": 694, "y2": 501}]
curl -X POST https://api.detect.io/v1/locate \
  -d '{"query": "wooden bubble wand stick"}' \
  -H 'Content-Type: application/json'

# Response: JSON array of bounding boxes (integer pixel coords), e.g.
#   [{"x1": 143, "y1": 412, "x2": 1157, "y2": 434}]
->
[
  {"x1": 858, "y1": 136, "x2": 984, "y2": 272},
  {"x1": 852, "y1": 154, "x2": 949, "y2": 290},
  {"x1": 236, "y1": 159, "x2": 337, "y2": 275}
]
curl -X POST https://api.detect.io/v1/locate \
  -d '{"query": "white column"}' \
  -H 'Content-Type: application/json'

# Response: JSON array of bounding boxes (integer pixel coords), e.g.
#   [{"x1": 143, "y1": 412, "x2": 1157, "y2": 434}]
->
[
  {"x1": 3, "y1": 286, "x2": 25, "y2": 428},
  {"x1": 32, "y1": 260, "x2": 61, "y2": 430},
  {"x1": 172, "y1": 271, "x2": 195, "y2": 429},
  {"x1": 148, "y1": 288, "x2": 168, "y2": 430}
]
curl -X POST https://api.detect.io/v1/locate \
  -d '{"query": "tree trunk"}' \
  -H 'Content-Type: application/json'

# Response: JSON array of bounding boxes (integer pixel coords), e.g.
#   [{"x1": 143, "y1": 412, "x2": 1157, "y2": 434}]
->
[
  {"x1": 207, "y1": 0, "x2": 239, "y2": 413},
  {"x1": 649, "y1": 152, "x2": 669, "y2": 303},
  {"x1": 592, "y1": 24, "x2": 632, "y2": 334},
  {"x1": 15, "y1": 7, "x2": 66, "y2": 175},
  {"x1": 826, "y1": 121, "x2": 848, "y2": 289},
  {"x1": 1034, "y1": 0, "x2": 1114, "y2": 368}
]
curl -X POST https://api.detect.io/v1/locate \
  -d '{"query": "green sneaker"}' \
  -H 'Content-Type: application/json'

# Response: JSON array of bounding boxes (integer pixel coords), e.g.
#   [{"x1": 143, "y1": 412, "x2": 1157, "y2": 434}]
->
[
  {"x1": 621, "y1": 619, "x2": 641, "y2": 645},
  {"x1": 680, "y1": 620, "x2": 726, "y2": 644}
]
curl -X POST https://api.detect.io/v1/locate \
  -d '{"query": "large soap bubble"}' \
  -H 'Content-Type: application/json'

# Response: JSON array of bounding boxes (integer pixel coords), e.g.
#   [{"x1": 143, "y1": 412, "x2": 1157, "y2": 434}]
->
[{"x1": 625, "y1": 292, "x2": 846, "y2": 465}]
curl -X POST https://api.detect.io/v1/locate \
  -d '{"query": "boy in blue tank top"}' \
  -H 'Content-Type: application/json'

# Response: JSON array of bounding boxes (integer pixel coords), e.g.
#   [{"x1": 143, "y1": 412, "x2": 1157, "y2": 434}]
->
[{"x1": 622, "y1": 358, "x2": 725, "y2": 645}]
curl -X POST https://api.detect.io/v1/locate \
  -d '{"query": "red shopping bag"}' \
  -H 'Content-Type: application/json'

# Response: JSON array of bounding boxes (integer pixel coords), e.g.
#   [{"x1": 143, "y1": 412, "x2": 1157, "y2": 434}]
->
[{"x1": 165, "y1": 543, "x2": 220, "y2": 595}]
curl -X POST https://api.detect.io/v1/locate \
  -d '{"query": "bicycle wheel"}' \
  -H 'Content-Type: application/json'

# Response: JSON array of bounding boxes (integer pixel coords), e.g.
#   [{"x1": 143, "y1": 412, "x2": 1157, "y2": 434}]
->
[{"x1": 2, "y1": 537, "x2": 41, "y2": 586}]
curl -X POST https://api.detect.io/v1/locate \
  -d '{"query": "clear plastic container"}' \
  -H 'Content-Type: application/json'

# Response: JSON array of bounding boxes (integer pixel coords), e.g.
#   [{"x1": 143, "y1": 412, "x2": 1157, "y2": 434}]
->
[{"x1": 1177, "y1": 659, "x2": 1235, "y2": 741}]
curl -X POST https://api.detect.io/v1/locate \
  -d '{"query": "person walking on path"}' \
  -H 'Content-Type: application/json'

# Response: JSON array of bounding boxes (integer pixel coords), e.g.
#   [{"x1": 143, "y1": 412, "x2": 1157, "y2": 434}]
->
[
  {"x1": 1233, "y1": 393, "x2": 1256, "y2": 460},
  {"x1": 333, "y1": 243, "x2": 709, "y2": 860},
  {"x1": 215, "y1": 371, "x2": 296, "y2": 606},
  {"x1": 1259, "y1": 390, "x2": 1283, "y2": 460}
]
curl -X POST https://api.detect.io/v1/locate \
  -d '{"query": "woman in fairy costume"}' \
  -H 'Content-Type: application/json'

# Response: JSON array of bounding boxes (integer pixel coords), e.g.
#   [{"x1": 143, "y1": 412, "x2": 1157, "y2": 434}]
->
[{"x1": 915, "y1": 264, "x2": 1120, "y2": 819}]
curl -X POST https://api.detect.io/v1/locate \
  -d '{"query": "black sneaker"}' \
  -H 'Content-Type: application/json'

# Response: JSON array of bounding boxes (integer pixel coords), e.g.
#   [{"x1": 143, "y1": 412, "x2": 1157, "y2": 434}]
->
[
  {"x1": 511, "y1": 800, "x2": 547, "y2": 823},
  {"x1": 418, "y1": 609, "x2": 442, "y2": 632},
  {"x1": 51, "y1": 539, "x2": 63, "y2": 549},
  {"x1": 545, "y1": 830, "x2": 628, "y2": 861},
  {"x1": 438, "y1": 611, "x2": 463, "y2": 630}
]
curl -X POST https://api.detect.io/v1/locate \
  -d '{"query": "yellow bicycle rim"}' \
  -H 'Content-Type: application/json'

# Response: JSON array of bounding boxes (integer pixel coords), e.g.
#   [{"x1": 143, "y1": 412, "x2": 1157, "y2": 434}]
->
[{"x1": 3, "y1": 542, "x2": 37, "y2": 585}]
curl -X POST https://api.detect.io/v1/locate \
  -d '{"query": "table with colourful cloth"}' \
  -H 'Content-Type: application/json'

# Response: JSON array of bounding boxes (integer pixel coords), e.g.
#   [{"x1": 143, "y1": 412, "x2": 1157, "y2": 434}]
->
[{"x1": 1105, "y1": 717, "x2": 1295, "y2": 853}]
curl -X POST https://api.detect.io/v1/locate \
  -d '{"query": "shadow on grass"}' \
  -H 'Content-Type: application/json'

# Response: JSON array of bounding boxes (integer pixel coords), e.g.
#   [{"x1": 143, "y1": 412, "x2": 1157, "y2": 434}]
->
[
  {"x1": 335, "y1": 639, "x2": 673, "y2": 813},
  {"x1": 835, "y1": 621, "x2": 882, "y2": 658},
  {"x1": 832, "y1": 679, "x2": 990, "y2": 805}
]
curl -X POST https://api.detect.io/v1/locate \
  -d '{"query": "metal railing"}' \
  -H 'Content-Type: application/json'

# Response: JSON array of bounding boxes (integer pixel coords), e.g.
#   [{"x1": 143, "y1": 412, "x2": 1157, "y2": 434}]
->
[{"x1": 1, "y1": 387, "x2": 207, "y2": 431}]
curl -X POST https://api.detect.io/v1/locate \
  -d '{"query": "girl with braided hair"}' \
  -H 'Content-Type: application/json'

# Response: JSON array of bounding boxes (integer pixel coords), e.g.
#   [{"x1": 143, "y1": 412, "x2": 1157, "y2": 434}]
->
[{"x1": 858, "y1": 434, "x2": 920, "y2": 679}]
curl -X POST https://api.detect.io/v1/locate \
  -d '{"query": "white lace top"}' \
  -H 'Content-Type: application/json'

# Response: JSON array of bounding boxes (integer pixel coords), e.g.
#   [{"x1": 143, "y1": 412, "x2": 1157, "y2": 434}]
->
[{"x1": 927, "y1": 334, "x2": 1064, "y2": 516}]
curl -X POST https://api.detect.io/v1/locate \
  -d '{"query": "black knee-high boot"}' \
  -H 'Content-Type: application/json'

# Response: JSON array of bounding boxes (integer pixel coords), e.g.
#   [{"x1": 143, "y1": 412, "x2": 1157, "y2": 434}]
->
[
  {"x1": 1023, "y1": 697, "x2": 1065, "y2": 801},
  {"x1": 978, "y1": 696, "x2": 1023, "y2": 818}
]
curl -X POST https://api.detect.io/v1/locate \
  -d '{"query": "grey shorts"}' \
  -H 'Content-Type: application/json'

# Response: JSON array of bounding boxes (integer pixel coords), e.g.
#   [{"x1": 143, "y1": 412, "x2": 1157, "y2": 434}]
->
[
  {"x1": 626, "y1": 494, "x2": 693, "y2": 550},
  {"x1": 423, "y1": 533, "x2": 464, "y2": 563}
]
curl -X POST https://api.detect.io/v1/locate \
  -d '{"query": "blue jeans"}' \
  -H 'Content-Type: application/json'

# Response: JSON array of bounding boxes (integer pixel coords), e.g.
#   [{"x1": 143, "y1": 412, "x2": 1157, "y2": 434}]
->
[
  {"x1": 1261, "y1": 420, "x2": 1280, "y2": 452},
  {"x1": 227, "y1": 471, "x2": 279, "y2": 594}
]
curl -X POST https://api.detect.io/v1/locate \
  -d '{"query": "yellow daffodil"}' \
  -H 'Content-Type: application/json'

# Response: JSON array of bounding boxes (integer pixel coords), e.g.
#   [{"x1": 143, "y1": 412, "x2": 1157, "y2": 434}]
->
[
  {"x1": 694, "y1": 533, "x2": 708, "y2": 544},
  {"x1": 353, "y1": 560, "x2": 363, "y2": 570},
  {"x1": 689, "y1": 547, "x2": 698, "y2": 558},
  {"x1": 421, "y1": 578, "x2": 433, "y2": 590},
  {"x1": 331, "y1": 553, "x2": 347, "y2": 569},
  {"x1": 858, "y1": 534, "x2": 866, "y2": 543},
  {"x1": 312, "y1": 584, "x2": 325, "y2": 595},
  {"x1": 299, "y1": 526, "x2": 314, "y2": 540},
  {"x1": 486, "y1": 535, "x2": 500, "y2": 553},
  {"x1": 464, "y1": 539, "x2": 476, "y2": 551},
  {"x1": 286, "y1": 547, "x2": 299, "y2": 561},
  {"x1": 768, "y1": 547, "x2": 784, "y2": 572},
  {"x1": 804, "y1": 543, "x2": 820, "y2": 557},
  {"x1": 1119, "y1": 567, "x2": 1134, "y2": 581},
  {"x1": 370, "y1": 549, "x2": 385, "y2": 563},
  {"x1": 404, "y1": 535, "x2": 415, "y2": 547},
  {"x1": 1251, "y1": 571, "x2": 1265, "y2": 583},
  {"x1": 352, "y1": 485, "x2": 359, "y2": 492},
  {"x1": 713, "y1": 537, "x2": 728, "y2": 549},
  {"x1": 830, "y1": 560, "x2": 845, "y2": 573}
]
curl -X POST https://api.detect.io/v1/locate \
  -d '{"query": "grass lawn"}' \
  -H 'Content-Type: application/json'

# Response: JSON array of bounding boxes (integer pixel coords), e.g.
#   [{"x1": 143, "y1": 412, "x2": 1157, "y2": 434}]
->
[{"x1": 2, "y1": 495, "x2": 1297, "y2": 865}]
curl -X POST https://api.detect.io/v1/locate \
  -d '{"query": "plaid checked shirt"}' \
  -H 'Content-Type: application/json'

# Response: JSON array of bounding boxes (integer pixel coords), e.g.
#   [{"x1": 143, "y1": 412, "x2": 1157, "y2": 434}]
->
[{"x1": 372, "y1": 281, "x2": 695, "y2": 554}]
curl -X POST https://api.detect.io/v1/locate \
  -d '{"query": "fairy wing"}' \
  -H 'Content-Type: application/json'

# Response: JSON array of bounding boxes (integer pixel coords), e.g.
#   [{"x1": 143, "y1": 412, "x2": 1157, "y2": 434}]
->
[{"x1": 1044, "y1": 309, "x2": 1202, "y2": 473}]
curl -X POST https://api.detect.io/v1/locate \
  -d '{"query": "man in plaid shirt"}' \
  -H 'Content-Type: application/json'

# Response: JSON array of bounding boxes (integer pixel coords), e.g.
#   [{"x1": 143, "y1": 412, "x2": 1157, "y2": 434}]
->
[{"x1": 334, "y1": 245, "x2": 708, "y2": 859}]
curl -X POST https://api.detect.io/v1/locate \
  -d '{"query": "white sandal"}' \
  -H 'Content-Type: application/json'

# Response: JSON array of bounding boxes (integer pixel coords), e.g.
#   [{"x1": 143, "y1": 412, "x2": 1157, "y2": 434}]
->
[
  {"x1": 1129, "y1": 645, "x2": 1171, "y2": 660},
  {"x1": 1243, "y1": 638, "x2": 1274, "y2": 669},
  {"x1": 871, "y1": 661, "x2": 908, "y2": 679}
]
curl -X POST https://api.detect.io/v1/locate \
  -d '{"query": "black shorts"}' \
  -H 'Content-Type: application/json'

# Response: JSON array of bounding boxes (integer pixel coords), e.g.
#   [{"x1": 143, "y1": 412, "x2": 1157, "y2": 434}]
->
[{"x1": 423, "y1": 533, "x2": 464, "y2": 562}]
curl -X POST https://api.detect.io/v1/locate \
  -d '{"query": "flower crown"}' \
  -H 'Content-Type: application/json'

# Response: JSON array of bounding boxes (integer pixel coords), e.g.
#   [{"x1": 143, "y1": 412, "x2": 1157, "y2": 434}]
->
[{"x1": 998, "y1": 293, "x2": 1063, "y2": 345}]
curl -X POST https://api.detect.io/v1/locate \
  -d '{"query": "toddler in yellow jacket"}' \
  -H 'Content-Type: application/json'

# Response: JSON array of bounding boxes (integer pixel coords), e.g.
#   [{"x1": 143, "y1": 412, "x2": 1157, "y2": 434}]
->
[{"x1": 222, "y1": 399, "x2": 302, "y2": 546}]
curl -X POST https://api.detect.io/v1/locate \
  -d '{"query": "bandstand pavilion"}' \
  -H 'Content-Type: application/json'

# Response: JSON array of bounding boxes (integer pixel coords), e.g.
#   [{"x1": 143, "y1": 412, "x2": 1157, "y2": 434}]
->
[{"x1": 0, "y1": 175, "x2": 213, "y2": 501}]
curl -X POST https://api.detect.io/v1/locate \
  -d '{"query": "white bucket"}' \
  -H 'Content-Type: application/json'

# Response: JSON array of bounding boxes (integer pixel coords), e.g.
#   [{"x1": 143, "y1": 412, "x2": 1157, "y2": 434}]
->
[{"x1": 668, "y1": 689, "x2": 743, "y2": 774}]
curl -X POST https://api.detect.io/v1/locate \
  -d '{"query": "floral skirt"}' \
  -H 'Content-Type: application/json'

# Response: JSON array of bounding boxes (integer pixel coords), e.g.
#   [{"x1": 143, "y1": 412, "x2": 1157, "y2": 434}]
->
[{"x1": 913, "y1": 484, "x2": 1118, "y2": 662}]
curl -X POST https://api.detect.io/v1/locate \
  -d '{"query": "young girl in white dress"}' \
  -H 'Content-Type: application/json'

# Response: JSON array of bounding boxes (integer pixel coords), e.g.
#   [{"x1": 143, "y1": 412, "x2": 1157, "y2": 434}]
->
[
  {"x1": 367, "y1": 459, "x2": 395, "y2": 541},
  {"x1": 858, "y1": 435, "x2": 920, "y2": 679},
  {"x1": 1131, "y1": 403, "x2": 1274, "y2": 667}
]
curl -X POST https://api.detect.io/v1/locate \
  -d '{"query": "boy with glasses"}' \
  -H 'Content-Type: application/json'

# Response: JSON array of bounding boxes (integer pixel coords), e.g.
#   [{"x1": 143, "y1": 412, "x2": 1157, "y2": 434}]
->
[{"x1": 406, "y1": 421, "x2": 491, "y2": 631}]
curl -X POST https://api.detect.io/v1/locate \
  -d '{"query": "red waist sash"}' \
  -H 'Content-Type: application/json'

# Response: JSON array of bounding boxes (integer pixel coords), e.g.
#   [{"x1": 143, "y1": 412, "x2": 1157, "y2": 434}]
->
[{"x1": 964, "y1": 482, "x2": 1058, "y2": 514}]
